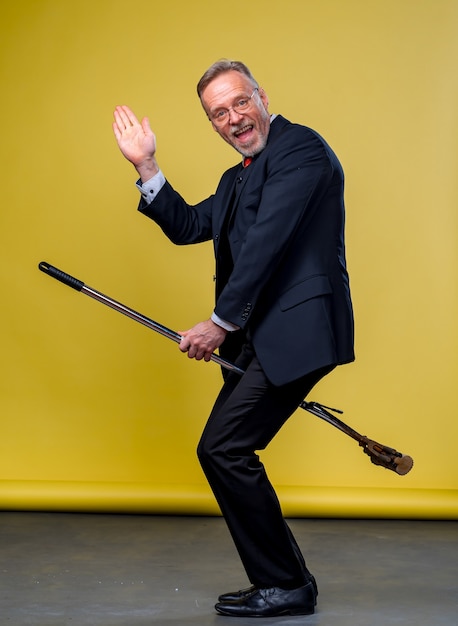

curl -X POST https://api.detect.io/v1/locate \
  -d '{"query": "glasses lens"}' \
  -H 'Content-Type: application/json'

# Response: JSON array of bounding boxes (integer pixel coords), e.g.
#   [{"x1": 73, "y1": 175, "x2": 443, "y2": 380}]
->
[{"x1": 211, "y1": 89, "x2": 257, "y2": 126}]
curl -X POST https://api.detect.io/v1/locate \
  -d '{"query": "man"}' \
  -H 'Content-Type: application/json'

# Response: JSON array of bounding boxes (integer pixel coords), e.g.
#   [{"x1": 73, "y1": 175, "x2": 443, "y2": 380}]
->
[{"x1": 113, "y1": 59, "x2": 354, "y2": 618}]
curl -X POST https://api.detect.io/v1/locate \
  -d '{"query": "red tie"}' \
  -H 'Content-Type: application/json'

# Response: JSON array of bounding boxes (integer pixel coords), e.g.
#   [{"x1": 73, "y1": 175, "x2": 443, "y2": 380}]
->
[{"x1": 243, "y1": 157, "x2": 252, "y2": 168}]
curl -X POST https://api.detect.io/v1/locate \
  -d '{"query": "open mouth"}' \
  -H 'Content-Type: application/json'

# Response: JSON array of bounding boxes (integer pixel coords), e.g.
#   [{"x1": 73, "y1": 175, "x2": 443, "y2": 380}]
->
[{"x1": 233, "y1": 124, "x2": 253, "y2": 140}]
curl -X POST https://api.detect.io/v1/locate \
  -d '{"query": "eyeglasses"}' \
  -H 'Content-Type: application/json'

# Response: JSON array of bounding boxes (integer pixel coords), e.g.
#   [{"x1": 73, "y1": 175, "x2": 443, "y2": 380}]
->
[{"x1": 209, "y1": 88, "x2": 259, "y2": 126}]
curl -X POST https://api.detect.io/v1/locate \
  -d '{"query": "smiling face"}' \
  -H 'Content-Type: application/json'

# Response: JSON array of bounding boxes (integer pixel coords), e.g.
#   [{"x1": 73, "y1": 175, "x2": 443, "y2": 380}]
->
[{"x1": 200, "y1": 70, "x2": 271, "y2": 158}]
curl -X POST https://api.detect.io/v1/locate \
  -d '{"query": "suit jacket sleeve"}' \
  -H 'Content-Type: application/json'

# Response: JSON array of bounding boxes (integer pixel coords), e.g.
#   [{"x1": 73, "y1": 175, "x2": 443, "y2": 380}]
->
[{"x1": 138, "y1": 181, "x2": 215, "y2": 246}]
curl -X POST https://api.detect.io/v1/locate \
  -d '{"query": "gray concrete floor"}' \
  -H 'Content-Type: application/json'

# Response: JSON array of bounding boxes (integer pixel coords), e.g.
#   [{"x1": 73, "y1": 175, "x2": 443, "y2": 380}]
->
[{"x1": 0, "y1": 513, "x2": 456, "y2": 625}]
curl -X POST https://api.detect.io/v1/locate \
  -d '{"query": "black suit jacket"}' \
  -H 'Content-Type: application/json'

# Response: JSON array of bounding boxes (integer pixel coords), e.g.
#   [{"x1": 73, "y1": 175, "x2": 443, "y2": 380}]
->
[{"x1": 139, "y1": 115, "x2": 354, "y2": 385}]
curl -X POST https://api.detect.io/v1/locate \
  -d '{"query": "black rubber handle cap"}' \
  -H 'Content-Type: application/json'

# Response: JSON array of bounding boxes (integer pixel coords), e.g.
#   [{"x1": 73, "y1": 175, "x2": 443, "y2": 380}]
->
[{"x1": 38, "y1": 261, "x2": 85, "y2": 291}]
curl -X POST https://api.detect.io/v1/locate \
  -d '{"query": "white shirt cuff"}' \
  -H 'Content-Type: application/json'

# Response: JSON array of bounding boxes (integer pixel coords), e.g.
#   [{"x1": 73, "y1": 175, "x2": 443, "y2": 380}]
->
[
  {"x1": 211, "y1": 312, "x2": 240, "y2": 332},
  {"x1": 136, "y1": 170, "x2": 166, "y2": 201}
]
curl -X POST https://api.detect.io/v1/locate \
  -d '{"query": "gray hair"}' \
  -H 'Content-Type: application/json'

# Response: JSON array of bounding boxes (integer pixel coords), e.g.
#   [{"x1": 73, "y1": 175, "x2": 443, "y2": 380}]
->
[{"x1": 197, "y1": 59, "x2": 258, "y2": 98}]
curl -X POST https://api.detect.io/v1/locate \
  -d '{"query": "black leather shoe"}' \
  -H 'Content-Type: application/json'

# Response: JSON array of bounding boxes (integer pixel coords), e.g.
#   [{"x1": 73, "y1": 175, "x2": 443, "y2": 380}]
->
[
  {"x1": 218, "y1": 585, "x2": 257, "y2": 603},
  {"x1": 218, "y1": 575, "x2": 318, "y2": 604},
  {"x1": 215, "y1": 581, "x2": 316, "y2": 617}
]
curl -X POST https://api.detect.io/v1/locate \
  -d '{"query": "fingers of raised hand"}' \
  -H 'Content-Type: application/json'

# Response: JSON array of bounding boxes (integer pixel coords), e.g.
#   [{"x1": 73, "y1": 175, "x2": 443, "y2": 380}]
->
[{"x1": 114, "y1": 105, "x2": 140, "y2": 133}]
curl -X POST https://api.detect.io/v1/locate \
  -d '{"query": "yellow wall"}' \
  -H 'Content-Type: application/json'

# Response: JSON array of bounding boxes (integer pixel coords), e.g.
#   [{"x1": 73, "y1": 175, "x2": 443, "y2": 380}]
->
[{"x1": 1, "y1": 0, "x2": 457, "y2": 518}]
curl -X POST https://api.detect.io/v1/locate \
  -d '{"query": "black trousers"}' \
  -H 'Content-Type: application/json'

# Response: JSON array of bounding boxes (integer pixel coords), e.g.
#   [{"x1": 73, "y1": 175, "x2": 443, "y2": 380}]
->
[{"x1": 197, "y1": 340, "x2": 334, "y2": 589}]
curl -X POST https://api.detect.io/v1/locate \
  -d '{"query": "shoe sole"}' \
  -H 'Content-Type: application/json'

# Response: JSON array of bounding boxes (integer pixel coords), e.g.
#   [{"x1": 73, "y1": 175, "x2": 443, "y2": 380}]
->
[{"x1": 215, "y1": 606, "x2": 315, "y2": 617}]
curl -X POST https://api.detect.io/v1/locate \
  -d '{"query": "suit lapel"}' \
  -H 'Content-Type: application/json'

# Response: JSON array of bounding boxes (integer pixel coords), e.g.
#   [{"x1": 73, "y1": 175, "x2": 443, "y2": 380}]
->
[
  {"x1": 215, "y1": 116, "x2": 289, "y2": 232},
  {"x1": 214, "y1": 165, "x2": 242, "y2": 234}
]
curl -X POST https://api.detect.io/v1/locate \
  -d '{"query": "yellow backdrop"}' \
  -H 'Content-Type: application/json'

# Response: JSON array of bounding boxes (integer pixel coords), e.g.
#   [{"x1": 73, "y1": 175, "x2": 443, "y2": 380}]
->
[{"x1": 1, "y1": 0, "x2": 457, "y2": 518}]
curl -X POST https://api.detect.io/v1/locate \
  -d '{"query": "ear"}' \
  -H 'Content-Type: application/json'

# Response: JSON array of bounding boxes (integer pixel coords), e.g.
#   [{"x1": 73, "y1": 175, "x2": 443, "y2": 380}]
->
[
  {"x1": 201, "y1": 105, "x2": 218, "y2": 132},
  {"x1": 258, "y1": 87, "x2": 269, "y2": 111}
]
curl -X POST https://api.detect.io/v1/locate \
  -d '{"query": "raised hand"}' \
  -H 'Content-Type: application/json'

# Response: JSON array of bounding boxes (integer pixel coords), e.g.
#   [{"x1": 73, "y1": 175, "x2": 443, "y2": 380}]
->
[{"x1": 112, "y1": 105, "x2": 159, "y2": 182}]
